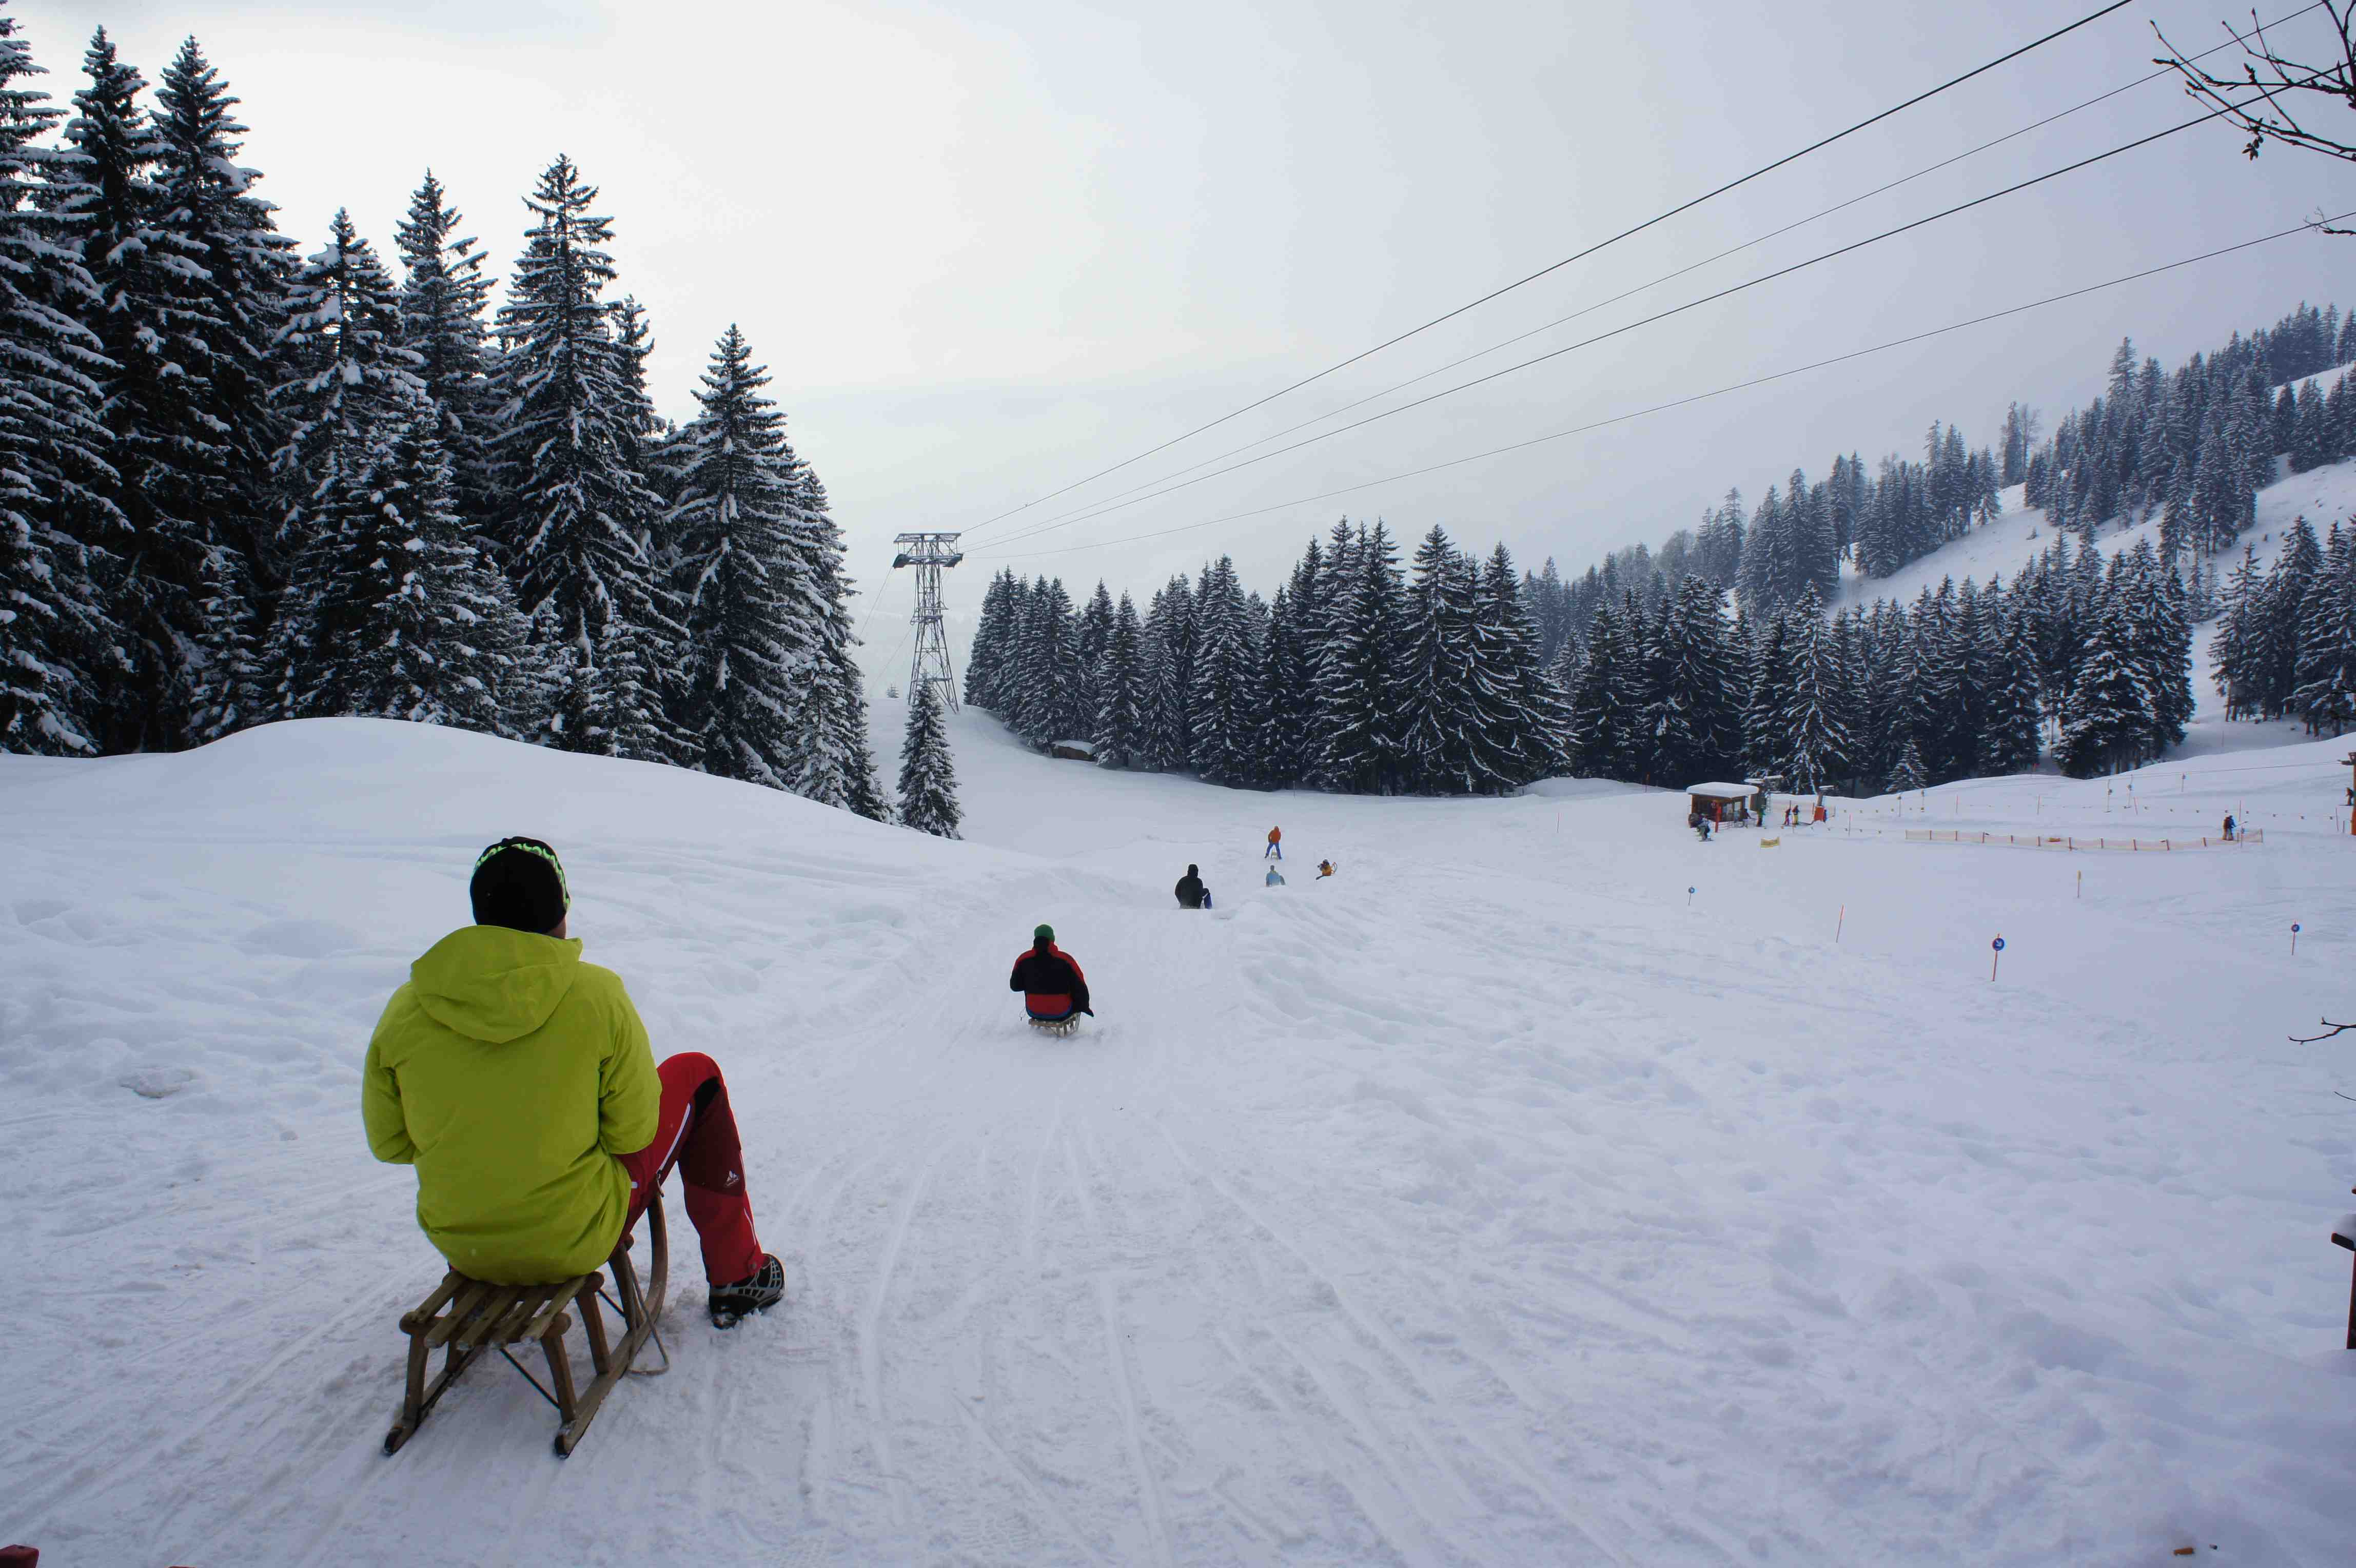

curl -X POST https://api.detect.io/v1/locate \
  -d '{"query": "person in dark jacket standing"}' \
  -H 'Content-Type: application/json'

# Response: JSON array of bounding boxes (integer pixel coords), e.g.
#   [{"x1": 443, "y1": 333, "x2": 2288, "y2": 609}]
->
[
  {"x1": 1174, "y1": 864, "x2": 1209, "y2": 909},
  {"x1": 1010, "y1": 925, "x2": 1091, "y2": 1021}
]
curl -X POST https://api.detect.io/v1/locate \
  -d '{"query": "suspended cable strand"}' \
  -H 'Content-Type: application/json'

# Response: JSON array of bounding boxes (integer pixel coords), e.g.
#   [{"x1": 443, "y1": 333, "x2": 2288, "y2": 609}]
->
[
  {"x1": 969, "y1": 212, "x2": 2346, "y2": 562},
  {"x1": 975, "y1": 84, "x2": 2302, "y2": 553},
  {"x1": 959, "y1": 0, "x2": 2138, "y2": 539},
  {"x1": 980, "y1": 2, "x2": 2327, "y2": 542}
]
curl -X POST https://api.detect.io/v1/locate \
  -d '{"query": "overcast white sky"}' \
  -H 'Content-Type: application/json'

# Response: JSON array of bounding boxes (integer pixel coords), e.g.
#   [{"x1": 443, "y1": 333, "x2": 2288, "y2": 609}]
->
[{"x1": 17, "y1": 0, "x2": 2356, "y2": 673}]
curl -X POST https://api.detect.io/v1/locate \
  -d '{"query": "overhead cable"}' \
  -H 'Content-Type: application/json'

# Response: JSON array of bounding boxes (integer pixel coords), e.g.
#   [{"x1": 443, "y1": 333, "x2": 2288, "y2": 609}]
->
[
  {"x1": 959, "y1": 0, "x2": 2138, "y2": 538},
  {"x1": 967, "y1": 213, "x2": 2349, "y2": 563},
  {"x1": 977, "y1": 2, "x2": 2327, "y2": 543},
  {"x1": 976, "y1": 91, "x2": 2280, "y2": 553}
]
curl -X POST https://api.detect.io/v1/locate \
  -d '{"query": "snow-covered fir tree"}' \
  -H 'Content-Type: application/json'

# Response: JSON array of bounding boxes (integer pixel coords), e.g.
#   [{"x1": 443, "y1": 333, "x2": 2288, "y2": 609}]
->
[
  {"x1": 1190, "y1": 555, "x2": 1261, "y2": 788},
  {"x1": 2292, "y1": 521, "x2": 2356, "y2": 735},
  {"x1": 150, "y1": 39, "x2": 289, "y2": 537},
  {"x1": 1140, "y1": 574, "x2": 1197, "y2": 772},
  {"x1": 1253, "y1": 582, "x2": 1313, "y2": 787},
  {"x1": 664, "y1": 324, "x2": 831, "y2": 790},
  {"x1": 0, "y1": 1, "x2": 117, "y2": 753},
  {"x1": 964, "y1": 570, "x2": 1020, "y2": 713},
  {"x1": 895, "y1": 676, "x2": 960, "y2": 838},
  {"x1": 2058, "y1": 598, "x2": 2155, "y2": 777},
  {"x1": 1770, "y1": 584, "x2": 1852, "y2": 793},
  {"x1": 1570, "y1": 599, "x2": 1643, "y2": 781},
  {"x1": 1467, "y1": 541, "x2": 1560, "y2": 790},
  {"x1": 1092, "y1": 589, "x2": 1147, "y2": 768},
  {"x1": 485, "y1": 155, "x2": 680, "y2": 761},
  {"x1": 57, "y1": 30, "x2": 206, "y2": 750},
  {"x1": 1886, "y1": 734, "x2": 1926, "y2": 793},
  {"x1": 1398, "y1": 526, "x2": 1476, "y2": 792},
  {"x1": 394, "y1": 170, "x2": 496, "y2": 531},
  {"x1": 267, "y1": 396, "x2": 538, "y2": 733},
  {"x1": 270, "y1": 209, "x2": 420, "y2": 563},
  {"x1": 1312, "y1": 522, "x2": 1405, "y2": 794}
]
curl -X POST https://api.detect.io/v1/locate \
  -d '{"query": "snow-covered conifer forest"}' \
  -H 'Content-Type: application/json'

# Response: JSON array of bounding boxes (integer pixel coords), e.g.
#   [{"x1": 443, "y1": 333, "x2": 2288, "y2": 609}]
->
[
  {"x1": 6, "y1": 0, "x2": 2353, "y2": 811},
  {"x1": 0, "y1": 9, "x2": 885, "y2": 816},
  {"x1": 970, "y1": 308, "x2": 2356, "y2": 796}
]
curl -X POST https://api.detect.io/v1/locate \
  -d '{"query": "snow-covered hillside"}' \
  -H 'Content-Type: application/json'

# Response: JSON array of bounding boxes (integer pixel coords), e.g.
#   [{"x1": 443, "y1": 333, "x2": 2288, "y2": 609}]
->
[
  {"x1": 6, "y1": 712, "x2": 2356, "y2": 1565},
  {"x1": 1834, "y1": 457, "x2": 2356, "y2": 761}
]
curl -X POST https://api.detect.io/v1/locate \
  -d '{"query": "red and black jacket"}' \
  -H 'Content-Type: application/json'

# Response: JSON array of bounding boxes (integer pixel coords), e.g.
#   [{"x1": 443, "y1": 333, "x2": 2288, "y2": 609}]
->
[{"x1": 1010, "y1": 944, "x2": 1091, "y2": 1018}]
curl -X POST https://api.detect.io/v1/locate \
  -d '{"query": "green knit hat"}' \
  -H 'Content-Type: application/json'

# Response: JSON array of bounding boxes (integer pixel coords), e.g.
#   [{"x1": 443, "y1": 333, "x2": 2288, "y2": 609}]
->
[{"x1": 1033, "y1": 924, "x2": 1054, "y2": 945}]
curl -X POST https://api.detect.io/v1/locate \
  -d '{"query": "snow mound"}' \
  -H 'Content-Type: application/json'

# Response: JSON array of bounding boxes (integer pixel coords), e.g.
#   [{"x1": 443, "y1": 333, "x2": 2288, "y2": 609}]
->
[{"x1": 5, "y1": 714, "x2": 2355, "y2": 1564}]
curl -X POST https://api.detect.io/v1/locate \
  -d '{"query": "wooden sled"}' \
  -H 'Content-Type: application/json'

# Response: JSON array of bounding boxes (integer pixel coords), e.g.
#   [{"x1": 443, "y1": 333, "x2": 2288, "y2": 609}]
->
[
  {"x1": 384, "y1": 1188, "x2": 669, "y2": 1458},
  {"x1": 1028, "y1": 1014, "x2": 1081, "y2": 1037}
]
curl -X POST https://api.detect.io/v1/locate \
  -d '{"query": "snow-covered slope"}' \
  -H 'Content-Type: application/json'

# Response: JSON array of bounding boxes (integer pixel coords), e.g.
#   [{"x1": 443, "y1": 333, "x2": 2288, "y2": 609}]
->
[
  {"x1": 6, "y1": 714, "x2": 2356, "y2": 1565},
  {"x1": 1834, "y1": 457, "x2": 2356, "y2": 763},
  {"x1": 1835, "y1": 460, "x2": 2356, "y2": 617}
]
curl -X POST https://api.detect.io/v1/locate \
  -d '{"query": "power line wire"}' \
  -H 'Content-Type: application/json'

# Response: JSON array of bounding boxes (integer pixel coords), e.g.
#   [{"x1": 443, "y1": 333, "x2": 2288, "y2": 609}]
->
[
  {"x1": 969, "y1": 212, "x2": 2348, "y2": 562},
  {"x1": 959, "y1": 0, "x2": 2138, "y2": 539},
  {"x1": 975, "y1": 3, "x2": 2327, "y2": 544},
  {"x1": 977, "y1": 93, "x2": 2268, "y2": 553},
  {"x1": 853, "y1": 559, "x2": 901, "y2": 651}
]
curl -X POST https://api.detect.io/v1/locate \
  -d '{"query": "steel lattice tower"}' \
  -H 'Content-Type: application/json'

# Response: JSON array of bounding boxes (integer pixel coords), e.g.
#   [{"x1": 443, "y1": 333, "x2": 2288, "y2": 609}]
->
[{"x1": 891, "y1": 532, "x2": 965, "y2": 712}]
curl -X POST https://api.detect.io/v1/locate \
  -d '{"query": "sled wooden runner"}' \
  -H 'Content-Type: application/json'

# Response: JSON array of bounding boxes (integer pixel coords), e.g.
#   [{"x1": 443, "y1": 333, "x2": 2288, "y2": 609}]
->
[
  {"x1": 1028, "y1": 1015, "x2": 1081, "y2": 1037},
  {"x1": 384, "y1": 1188, "x2": 669, "y2": 1458}
]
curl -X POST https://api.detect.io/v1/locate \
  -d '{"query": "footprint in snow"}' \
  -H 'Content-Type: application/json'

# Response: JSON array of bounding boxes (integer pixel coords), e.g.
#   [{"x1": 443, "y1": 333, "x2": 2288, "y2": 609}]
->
[{"x1": 121, "y1": 1065, "x2": 199, "y2": 1099}]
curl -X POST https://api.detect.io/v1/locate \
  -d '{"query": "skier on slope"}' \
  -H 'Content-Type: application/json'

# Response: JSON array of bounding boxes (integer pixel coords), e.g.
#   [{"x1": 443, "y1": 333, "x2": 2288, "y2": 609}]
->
[
  {"x1": 1175, "y1": 864, "x2": 1210, "y2": 909},
  {"x1": 1009, "y1": 924, "x2": 1092, "y2": 1024},
  {"x1": 362, "y1": 838, "x2": 785, "y2": 1330}
]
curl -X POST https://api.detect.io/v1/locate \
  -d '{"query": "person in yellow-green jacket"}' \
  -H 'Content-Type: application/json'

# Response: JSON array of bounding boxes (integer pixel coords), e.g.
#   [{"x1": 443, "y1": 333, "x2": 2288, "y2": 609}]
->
[{"x1": 363, "y1": 837, "x2": 784, "y2": 1329}]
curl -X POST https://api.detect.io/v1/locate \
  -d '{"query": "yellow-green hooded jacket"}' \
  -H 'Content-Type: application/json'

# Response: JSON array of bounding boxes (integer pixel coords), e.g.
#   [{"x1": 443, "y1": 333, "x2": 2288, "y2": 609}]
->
[{"x1": 363, "y1": 926, "x2": 659, "y2": 1284}]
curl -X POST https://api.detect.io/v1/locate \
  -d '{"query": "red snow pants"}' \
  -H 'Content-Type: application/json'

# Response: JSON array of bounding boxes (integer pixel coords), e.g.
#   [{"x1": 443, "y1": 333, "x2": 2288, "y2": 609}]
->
[{"x1": 617, "y1": 1052, "x2": 764, "y2": 1287}]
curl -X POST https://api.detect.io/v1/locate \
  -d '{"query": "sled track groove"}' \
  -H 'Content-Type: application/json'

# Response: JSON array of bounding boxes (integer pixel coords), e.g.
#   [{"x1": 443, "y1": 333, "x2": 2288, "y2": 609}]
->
[
  {"x1": 1155, "y1": 1121, "x2": 1627, "y2": 1559},
  {"x1": 858, "y1": 1146, "x2": 947, "y2": 1530}
]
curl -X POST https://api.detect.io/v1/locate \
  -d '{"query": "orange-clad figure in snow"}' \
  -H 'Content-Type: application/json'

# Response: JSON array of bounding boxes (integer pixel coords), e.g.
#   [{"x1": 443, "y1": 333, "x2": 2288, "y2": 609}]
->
[{"x1": 1010, "y1": 925, "x2": 1092, "y2": 1022}]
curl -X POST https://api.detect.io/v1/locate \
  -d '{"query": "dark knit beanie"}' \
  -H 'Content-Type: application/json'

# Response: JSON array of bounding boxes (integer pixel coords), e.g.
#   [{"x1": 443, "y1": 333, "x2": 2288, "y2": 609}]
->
[
  {"x1": 1034, "y1": 923, "x2": 1054, "y2": 947},
  {"x1": 471, "y1": 837, "x2": 570, "y2": 934}
]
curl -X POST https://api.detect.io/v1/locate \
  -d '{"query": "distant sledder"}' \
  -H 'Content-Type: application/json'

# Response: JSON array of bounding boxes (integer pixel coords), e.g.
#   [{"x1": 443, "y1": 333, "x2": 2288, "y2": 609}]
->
[
  {"x1": 1175, "y1": 864, "x2": 1212, "y2": 909},
  {"x1": 1011, "y1": 924, "x2": 1091, "y2": 1036}
]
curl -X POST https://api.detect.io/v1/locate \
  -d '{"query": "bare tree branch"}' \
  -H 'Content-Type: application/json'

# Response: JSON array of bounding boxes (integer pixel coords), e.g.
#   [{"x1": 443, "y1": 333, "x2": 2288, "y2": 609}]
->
[
  {"x1": 2293, "y1": 1018, "x2": 2356, "y2": 1043},
  {"x1": 2156, "y1": 5, "x2": 2356, "y2": 167}
]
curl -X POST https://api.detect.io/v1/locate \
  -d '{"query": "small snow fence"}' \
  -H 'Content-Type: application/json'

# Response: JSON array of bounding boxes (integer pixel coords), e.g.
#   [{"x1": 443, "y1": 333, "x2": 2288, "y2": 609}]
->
[{"x1": 1902, "y1": 829, "x2": 2263, "y2": 852}]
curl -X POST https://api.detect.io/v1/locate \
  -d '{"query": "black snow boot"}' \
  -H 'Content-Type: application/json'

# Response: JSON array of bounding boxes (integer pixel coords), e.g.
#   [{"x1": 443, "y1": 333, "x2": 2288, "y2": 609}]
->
[{"x1": 709, "y1": 1254, "x2": 784, "y2": 1329}]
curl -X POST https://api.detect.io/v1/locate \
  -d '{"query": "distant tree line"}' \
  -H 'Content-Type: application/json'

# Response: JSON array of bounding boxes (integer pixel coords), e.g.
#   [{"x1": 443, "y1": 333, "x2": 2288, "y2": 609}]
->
[
  {"x1": 966, "y1": 519, "x2": 2197, "y2": 796},
  {"x1": 2026, "y1": 305, "x2": 2356, "y2": 561},
  {"x1": 1518, "y1": 302, "x2": 2356, "y2": 660},
  {"x1": 1563, "y1": 537, "x2": 2194, "y2": 789},
  {"x1": 0, "y1": 9, "x2": 901, "y2": 822},
  {"x1": 2213, "y1": 515, "x2": 2356, "y2": 735},
  {"x1": 968, "y1": 524, "x2": 1568, "y2": 797}
]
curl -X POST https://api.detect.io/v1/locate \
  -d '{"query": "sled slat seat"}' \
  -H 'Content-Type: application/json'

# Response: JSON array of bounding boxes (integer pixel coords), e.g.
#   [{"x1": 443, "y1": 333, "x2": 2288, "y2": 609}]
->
[{"x1": 384, "y1": 1188, "x2": 668, "y2": 1459}]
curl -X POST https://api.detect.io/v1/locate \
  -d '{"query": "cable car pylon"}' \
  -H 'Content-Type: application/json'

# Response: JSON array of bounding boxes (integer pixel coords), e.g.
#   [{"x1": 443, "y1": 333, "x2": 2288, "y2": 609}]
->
[{"x1": 890, "y1": 532, "x2": 964, "y2": 712}]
